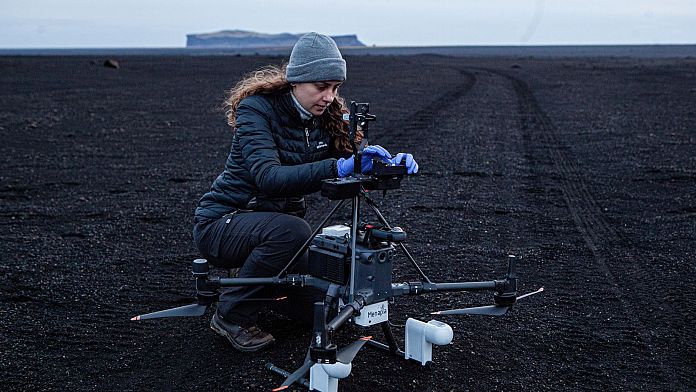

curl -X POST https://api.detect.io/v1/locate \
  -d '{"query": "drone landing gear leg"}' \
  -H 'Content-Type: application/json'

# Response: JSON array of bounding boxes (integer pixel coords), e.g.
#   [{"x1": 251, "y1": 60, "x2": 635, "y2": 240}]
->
[
  {"x1": 381, "y1": 322, "x2": 402, "y2": 355},
  {"x1": 268, "y1": 298, "x2": 342, "y2": 391},
  {"x1": 365, "y1": 322, "x2": 405, "y2": 358}
]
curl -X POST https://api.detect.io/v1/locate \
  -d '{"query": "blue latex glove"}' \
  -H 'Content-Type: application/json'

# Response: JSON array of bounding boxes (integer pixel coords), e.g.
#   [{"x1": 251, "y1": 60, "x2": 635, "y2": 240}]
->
[
  {"x1": 336, "y1": 145, "x2": 392, "y2": 177},
  {"x1": 390, "y1": 152, "x2": 419, "y2": 174}
]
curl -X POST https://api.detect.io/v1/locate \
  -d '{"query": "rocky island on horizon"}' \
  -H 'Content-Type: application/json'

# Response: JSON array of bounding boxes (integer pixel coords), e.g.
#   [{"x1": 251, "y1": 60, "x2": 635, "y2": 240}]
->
[{"x1": 186, "y1": 30, "x2": 365, "y2": 49}]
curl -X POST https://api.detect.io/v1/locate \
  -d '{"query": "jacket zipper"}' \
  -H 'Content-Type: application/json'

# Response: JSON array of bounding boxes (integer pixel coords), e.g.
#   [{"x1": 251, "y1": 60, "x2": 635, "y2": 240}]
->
[{"x1": 304, "y1": 127, "x2": 310, "y2": 149}]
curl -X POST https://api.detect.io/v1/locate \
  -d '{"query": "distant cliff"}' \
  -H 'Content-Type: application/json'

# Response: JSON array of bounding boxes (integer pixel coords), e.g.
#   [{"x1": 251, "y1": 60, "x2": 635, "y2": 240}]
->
[{"x1": 186, "y1": 30, "x2": 365, "y2": 48}]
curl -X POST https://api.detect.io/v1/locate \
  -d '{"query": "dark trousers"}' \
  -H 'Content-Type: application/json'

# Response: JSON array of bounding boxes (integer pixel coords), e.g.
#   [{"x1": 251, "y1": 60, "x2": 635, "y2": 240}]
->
[{"x1": 193, "y1": 211, "x2": 319, "y2": 326}]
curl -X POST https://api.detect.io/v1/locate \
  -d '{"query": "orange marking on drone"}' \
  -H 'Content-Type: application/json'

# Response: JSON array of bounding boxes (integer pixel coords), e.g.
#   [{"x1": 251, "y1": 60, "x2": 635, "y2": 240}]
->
[
  {"x1": 275, "y1": 296, "x2": 288, "y2": 301},
  {"x1": 360, "y1": 336, "x2": 373, "y2": 341},
  {"x1": 131, "y1": 316, "x2": 140, "y2": 321},
  {"x1": 272, "y1": 386, "x2": 289, "y2": 391}
]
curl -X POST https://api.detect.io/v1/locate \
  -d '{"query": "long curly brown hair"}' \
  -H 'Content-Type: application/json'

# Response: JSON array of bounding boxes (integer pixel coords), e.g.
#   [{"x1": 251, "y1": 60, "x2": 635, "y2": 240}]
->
[{"x1": 223, "y1": 64, "x2": 360, "y2": 154}]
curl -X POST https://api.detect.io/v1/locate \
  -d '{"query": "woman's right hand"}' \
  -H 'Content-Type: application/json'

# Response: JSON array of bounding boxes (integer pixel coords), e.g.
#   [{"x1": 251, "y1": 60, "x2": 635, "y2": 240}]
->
[
  {"x1": 389, "y1": 152, "x2": 419, "y2": 174},
  {"x1": 336, "y1": 145, "x2": 392, "y2": 177}
]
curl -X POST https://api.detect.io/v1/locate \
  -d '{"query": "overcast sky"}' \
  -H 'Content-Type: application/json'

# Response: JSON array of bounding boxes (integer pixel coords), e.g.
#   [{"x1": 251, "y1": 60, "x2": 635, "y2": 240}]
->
[{"x1": 2, "y1": 0, "x2": 695, "y2": 48}]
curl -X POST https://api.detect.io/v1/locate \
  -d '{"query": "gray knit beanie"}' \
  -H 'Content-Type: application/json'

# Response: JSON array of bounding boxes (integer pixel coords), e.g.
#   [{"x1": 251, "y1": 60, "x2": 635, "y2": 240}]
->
[{"x1": 286, "y1": 32, "x2": 346, "y2": 82}]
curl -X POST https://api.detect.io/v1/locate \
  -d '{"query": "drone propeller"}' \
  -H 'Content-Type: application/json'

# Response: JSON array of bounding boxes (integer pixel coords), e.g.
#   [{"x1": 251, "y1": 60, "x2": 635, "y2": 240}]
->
[
  {"x1": 336, "y1": 336, "x2": 372, "y2": 364},
  {"x1": 272, "y1": 350, "x2": 313, "y2": 391},
  {"x1": 431, "y1": 287, "x2": 544, "y2": 316},
  {"x1": 131, "y1": 297, "x2": 287, "y2": 321},
  {"x1": 516, "y1": 288, "x2": 543, "y2": 300},
  {"x1": 231, "y1": 296, "x2": 288, "y2": 302},
  {"x1": 131, "y1": 303, "x2": 208, "y2": 321},
  {"x1": 434, "y1": 304, "x2": 509, "y2": 316},
  {"x1": 272, "y1": 361, "x2": 313, "y2": 391}
]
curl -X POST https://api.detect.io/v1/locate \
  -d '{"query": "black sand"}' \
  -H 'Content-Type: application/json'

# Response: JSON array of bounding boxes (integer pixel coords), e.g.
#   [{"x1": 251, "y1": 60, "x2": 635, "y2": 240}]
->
[{"x1": 1, "y1": 54, "x2": 695, "y2": 391}]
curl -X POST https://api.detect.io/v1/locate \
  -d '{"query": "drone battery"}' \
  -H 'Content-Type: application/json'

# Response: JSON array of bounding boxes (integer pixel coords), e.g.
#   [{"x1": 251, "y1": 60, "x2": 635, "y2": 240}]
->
[
  {"x1": 308, "y1": 235, "x2": 351, "y2": 284},
  {"x1": 308, "y1": 247, "x2": 349, "y2": 284},
  {"x1": 312, "y1": 234, "x2": 350, "y2": 254}
]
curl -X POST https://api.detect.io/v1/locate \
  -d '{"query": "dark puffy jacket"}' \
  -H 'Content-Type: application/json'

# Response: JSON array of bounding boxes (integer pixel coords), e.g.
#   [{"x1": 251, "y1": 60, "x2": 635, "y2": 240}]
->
[{"x1": 195, "y1": 91, "x2": 341, "y2": 220}]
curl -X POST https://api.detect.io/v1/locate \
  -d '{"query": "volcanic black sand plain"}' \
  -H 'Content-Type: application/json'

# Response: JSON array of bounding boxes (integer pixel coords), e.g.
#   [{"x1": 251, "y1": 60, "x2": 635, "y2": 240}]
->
[{"x1": 1, "y1": 53, "x2": 695, "y2": 391}]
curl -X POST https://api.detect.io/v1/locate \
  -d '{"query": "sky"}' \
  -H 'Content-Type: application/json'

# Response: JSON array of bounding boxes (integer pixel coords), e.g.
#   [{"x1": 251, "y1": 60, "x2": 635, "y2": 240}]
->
[{"x1": 2, "y1": 0, "x2": 695, "y2": 48}]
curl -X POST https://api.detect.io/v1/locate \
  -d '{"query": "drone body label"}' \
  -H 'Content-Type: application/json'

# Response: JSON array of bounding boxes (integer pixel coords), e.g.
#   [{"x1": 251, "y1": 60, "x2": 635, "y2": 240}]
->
[{"x1": 355, "y1": 301, "x2": 389, "y2": 326}]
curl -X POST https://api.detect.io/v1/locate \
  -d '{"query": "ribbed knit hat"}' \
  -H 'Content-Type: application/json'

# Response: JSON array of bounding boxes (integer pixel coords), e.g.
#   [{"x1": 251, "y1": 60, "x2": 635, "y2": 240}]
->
[{"x1": 286, "y1": 32, "x2": 346, "y2": 82}]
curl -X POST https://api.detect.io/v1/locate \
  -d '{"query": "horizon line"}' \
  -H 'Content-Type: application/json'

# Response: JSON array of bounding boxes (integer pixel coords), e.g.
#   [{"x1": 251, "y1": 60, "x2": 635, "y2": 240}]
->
[{"x1": 2, "y1": 42, "x2": 696, "y2": 50}]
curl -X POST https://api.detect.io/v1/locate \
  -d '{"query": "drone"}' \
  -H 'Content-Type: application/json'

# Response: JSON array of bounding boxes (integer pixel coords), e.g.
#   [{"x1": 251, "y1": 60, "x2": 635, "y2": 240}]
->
[{"x1": 132, "y1": 101, "x2": 543, "y2": 392}]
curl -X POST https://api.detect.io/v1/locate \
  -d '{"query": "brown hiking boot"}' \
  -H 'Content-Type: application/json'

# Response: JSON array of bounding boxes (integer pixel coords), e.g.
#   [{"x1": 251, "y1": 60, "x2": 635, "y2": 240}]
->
[{"x1": 210, "y1": 313, "x2": 275, "y2": 352}]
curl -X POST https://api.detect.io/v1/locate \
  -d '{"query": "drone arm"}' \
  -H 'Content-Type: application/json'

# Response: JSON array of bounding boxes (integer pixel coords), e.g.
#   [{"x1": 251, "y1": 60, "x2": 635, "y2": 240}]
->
[
  {"x1": 327, "y1": 297, "x2": 365, "y2": 333},
  {"x1": 215, "y1": 274, "x2": 333, "y2": 291},
  {"x1": 391, "y1": 256, "x2": 519, "y2": 297},
  {"x1": 216, "y1": 277, "x2": 280, "y2": 286},
  {"x1": 391, "y1": 280, "x2": 507, "y2": 297},
  {"x1": 429, "y1": 281, "x2": 500, "y2": 292}
]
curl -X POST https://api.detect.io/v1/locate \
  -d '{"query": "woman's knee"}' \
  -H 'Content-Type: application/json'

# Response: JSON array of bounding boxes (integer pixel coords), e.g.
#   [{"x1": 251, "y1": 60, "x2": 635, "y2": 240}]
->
[{"x1": 265, "y1": 214, "x2": 311, "y2": 250}]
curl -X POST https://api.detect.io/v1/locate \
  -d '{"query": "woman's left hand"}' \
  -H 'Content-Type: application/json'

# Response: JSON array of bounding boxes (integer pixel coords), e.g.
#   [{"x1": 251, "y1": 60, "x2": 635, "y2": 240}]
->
[
  {"x1": 390, "y1": 152, "x2": 419, "y2": 174},
  {"x1": 336, "y1": 145, "x2": 392, "y2": 177},
  {"x1": 360, "y1": 145, "x2": 392, "y2": 173}
]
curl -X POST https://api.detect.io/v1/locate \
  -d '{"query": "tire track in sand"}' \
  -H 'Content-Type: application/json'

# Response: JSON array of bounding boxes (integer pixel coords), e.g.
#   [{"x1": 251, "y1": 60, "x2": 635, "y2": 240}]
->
[
  {"x1": 474, "y1": 67, "x2": 685, "y2": 387},
  {"x1": 392, "y1": 68, "x2": 476, "y2": 137}
]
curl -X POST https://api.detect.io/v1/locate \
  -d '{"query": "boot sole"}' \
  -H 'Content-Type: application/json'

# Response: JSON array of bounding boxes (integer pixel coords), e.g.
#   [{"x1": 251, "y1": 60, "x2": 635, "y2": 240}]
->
[{"x1": 210, "y1": 315, "x2": 275, "y2": 352}]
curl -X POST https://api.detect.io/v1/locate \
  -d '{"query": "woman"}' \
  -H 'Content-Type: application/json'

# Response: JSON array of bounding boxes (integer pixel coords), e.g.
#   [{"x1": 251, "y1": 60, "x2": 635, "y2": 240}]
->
[{"x1": 193, "y1": 32, "x2": 418, "y2": 352}]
